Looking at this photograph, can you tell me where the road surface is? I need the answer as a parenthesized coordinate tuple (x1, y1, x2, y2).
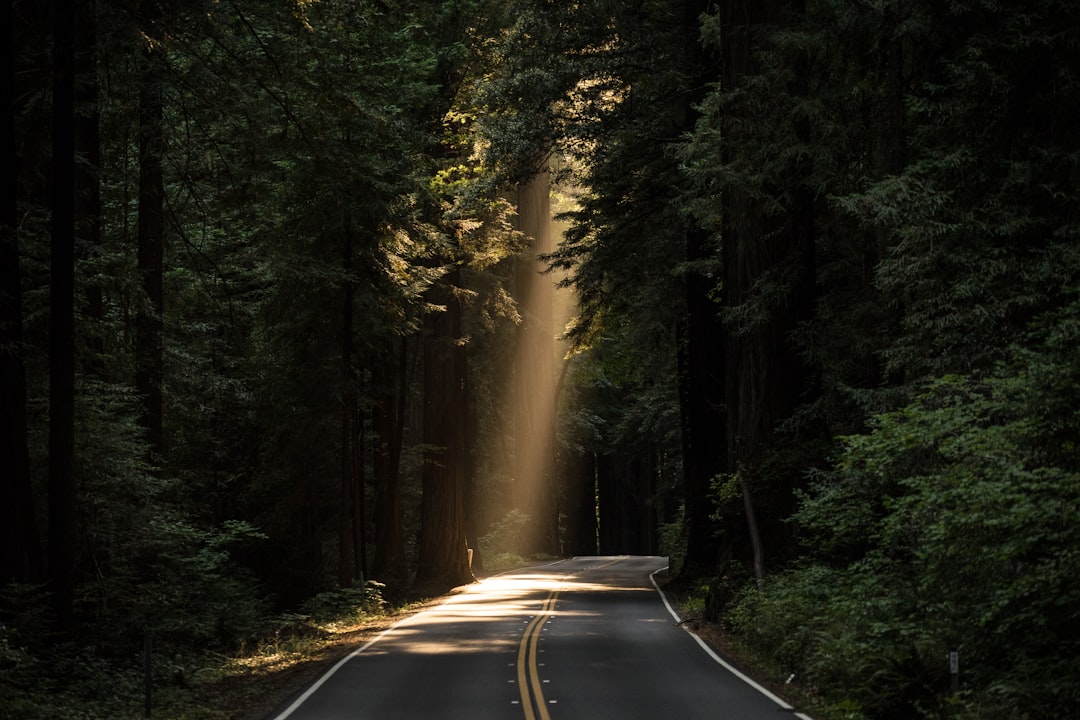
(270, 556, 811, 720)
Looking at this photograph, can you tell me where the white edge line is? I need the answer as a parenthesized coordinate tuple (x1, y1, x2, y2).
(272, 560, 570, 719)
(649, 567, 814, 720)
(270, 611, 420, 720)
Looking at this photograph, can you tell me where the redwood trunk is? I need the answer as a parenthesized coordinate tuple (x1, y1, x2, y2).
(718, 0, 816, 578)
(371, 340, 406, 581)
(676, 0, 726, 578)
(677, 224, 726, 577)
(75, 0, 102, 359)
(339, 227, 361, 586)
(136, 0, 164, 458)
(0, 0, 42, 586)
(49, 0, 77, 630)
(414, 271, 473, 594)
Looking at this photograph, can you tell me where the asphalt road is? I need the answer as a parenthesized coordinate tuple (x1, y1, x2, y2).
(269, 556, 812, 720)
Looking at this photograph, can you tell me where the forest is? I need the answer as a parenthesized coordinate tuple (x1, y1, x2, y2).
(2, 0, 1078, 718)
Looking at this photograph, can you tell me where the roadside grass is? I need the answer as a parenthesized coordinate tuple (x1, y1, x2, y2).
(147, 557, 556, 719)
(479, 552, 530, 574)
(175, 600, 429, 720)
(172, 558, 548, 720)
(7, 572, 502, 720)
(0, 590, 436, 720)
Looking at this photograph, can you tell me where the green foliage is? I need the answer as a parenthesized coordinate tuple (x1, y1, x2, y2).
(9, 0, 1080, 715)
(127, 519, 271, 648)
(836, 0, 1080, 383)
(727, 564, 951, 720)
(701, 0, 1080, 715)
(656, 503, 688, 576)
(480, 509, 531, 557)
(298, 581, 388, 625)
(0, 630, 146, 720)
(481, 553, 530, 574)
(749, 328, 1080, 718)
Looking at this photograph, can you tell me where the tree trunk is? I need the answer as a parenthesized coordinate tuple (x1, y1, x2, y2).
(355, 410, 366, 583)
(561, 449, 597, 557)
(75, 0, 103, 364)
(371, 339, 406, 581)
(596, 454, 617, 555)
(676, 0, 725, 579)
(718, 0, 771, 578)
(414, 271, 473, 594)
(718, 0, 817, 576)
(338, 226, 360, 587)
(49, 0, 77, 631)
(463, 342, 483, 571)
(677, 225, 726, 577)
(338, 399, 355, 587)
(738, 473, 766, 586)
(136, 0, 164, 458)
(0, 0, 42, 586)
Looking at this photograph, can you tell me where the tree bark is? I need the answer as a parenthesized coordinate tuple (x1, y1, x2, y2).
(414, 271, 473, 594)
(75, 0, 103, 367)
(339, 227, 358, 586)
(718, 0, 771, 579)
(677, 225, 726, 577)
(49, 0, 77, 631)
(738, 473, 766, 586)
(717, 0, 817, 577)
(371, 339, 406, 581)
(355, 409, 366, 583)
(561, 449, 597, 557)
(136, 0, 164, 458)
(596, 454, 617, 555)
(0, 0, 42, 586)
(676, 0, 725, 578)
(463, 341, 483, 570)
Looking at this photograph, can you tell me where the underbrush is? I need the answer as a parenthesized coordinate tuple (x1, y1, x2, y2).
(480, 552, 530, 574)
(666, 580, 826, 719)
(0, 581, 395, 720)
(705, 563, 1079, 720)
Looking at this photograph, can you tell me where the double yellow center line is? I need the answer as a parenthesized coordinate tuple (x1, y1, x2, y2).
(517, 588, 560, 720)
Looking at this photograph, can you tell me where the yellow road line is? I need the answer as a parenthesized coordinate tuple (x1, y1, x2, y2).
(516, 558, 627, 717)
(517, 590, 559, 720)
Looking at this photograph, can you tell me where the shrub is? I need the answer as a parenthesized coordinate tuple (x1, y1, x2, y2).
(299, 581, 388, 625)
(480, 509, 531, 557)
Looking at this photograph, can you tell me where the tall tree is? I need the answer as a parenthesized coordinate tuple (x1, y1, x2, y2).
(48, 0, 77, 630)
(677, 0, 823, 583)
(715, 0, 790, 583)
(673, 0, 725, 578)
(338, 221, 364, 586)
(412, 0, 528, 591)
(136, 0, 165, 458)
(370, 339, 407, 581)
(0, 0, 42, 586)
(415, 269, 474, 592)
(75, 0, 103, 362)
